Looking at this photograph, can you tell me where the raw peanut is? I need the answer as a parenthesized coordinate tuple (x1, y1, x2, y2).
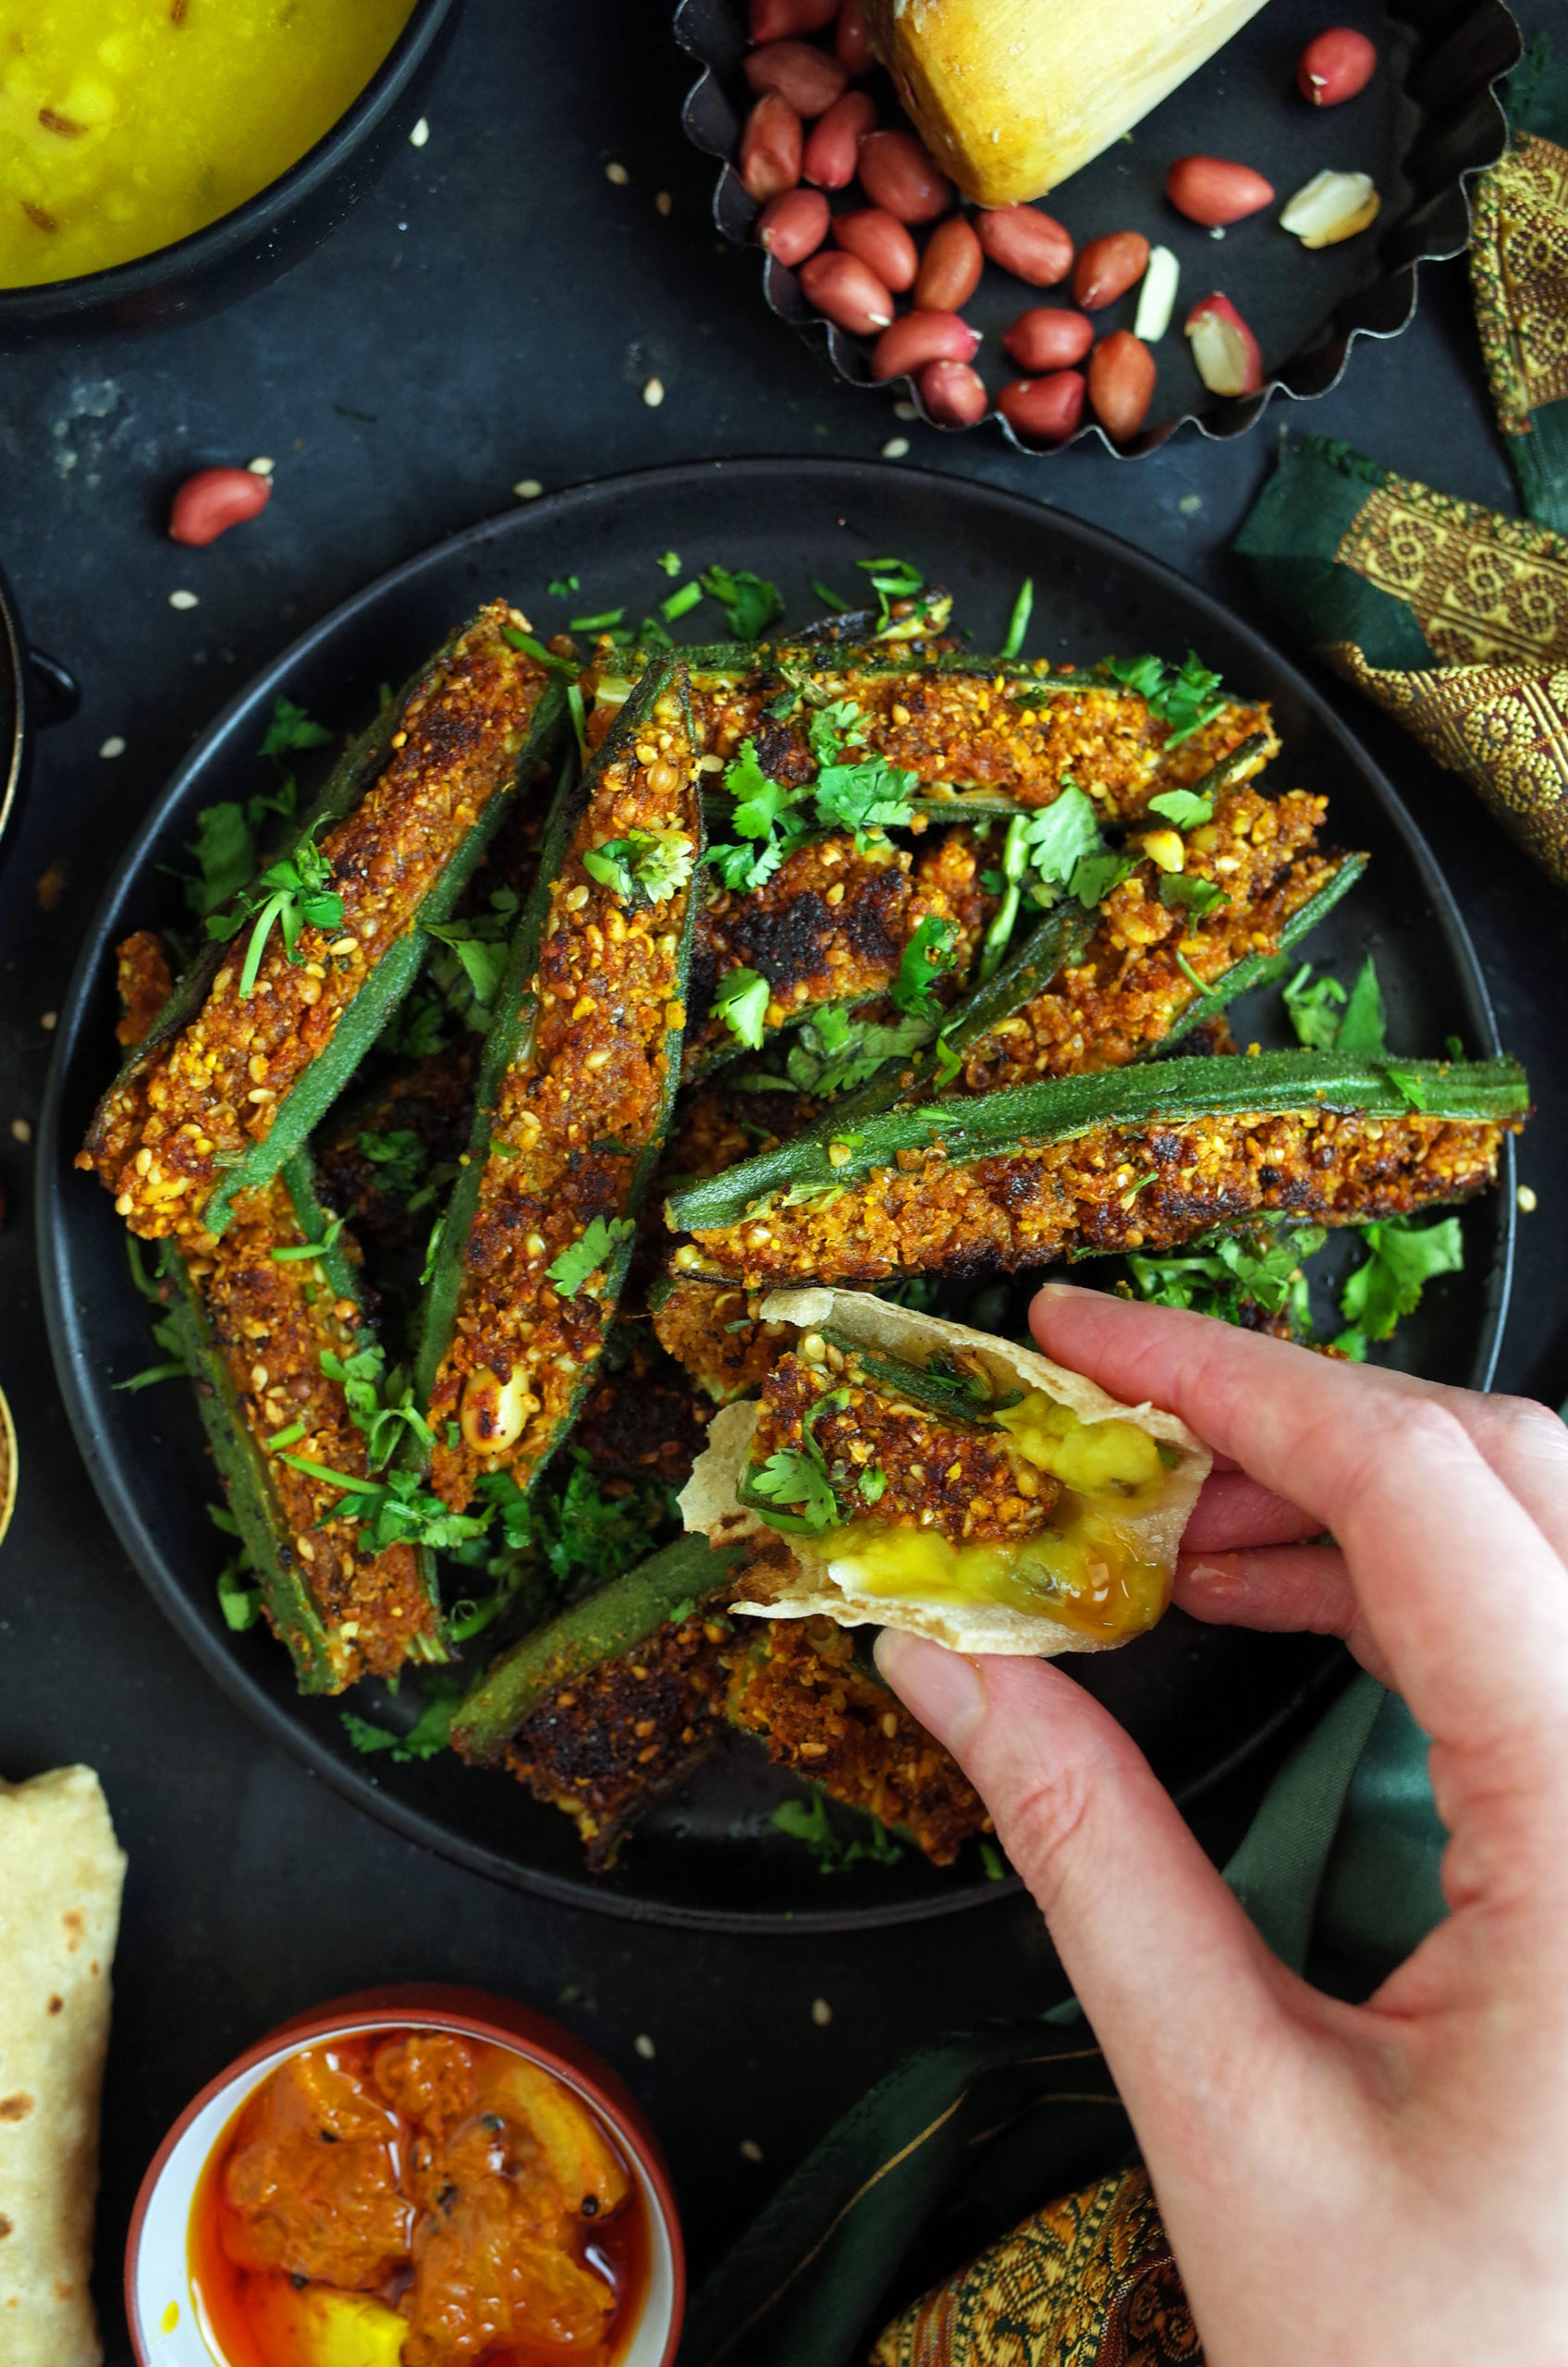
(741, 92, 803, 202)
(871, 310, 979, 380)
(856, 129, 952, 225)
(799, 250, 896, 334)
(1165, 154, 1274, 227)
(913, 214, 982, 311)
(1185, 293, 1263, 396)
(168, 466, 272, 546)
(831, 206, 917, 292)
(749, 0, 839, 37)
(744, 40, 848, 116)
(1073, 230, 1149, 312)
(1280, 168, 1380, 246)
(803, 89, 876, 188)
(1002, 306, 1094, 372)
(756, 186, 830, 265)
(1298, 27, 1377, 105)
(998, 371, 1085, 443)
(836, 0, 873, 74)
(975, 206, 1073, 288)
(1087, 329, 1157, 438)
(918, 359, 987, 426)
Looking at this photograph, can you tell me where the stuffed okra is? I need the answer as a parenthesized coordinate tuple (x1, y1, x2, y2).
(665, 1052, 1528, 1289)
(164, 1155, 444, 1692)
(81, 603, 566, 1241)
(421, 660, 703, 1511)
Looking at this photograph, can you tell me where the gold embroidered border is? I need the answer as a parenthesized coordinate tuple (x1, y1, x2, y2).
(1470, 131, 1568, 437)
(1332, 477, 1568, 668)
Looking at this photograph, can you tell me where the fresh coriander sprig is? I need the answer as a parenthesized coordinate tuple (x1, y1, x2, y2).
(205, 822, 345, 997)
(545, 1214, 637, 1300)
(892, 914, 960, 1020)
(583, 828, 695, 905)
(1104, 651, 1228, 745)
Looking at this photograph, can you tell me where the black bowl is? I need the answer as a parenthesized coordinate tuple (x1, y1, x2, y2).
(0, 0, 466, 350)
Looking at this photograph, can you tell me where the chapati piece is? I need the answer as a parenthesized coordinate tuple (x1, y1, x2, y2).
(0, 1766, 127, 2367)
(680, 1286, 1210, 1657)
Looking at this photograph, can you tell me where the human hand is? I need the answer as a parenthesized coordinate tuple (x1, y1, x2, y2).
(875, 1286, 1568, 2366)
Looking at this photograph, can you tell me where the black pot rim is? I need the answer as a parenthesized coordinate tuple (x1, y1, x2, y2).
(36, 455, 1514, 1929)
(0, 0, 459, 331)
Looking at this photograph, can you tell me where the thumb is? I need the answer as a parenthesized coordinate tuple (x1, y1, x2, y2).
(875, 1631, 1300, 2157)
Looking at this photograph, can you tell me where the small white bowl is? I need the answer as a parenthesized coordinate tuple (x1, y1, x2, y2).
(126, 1982, 684, 2367)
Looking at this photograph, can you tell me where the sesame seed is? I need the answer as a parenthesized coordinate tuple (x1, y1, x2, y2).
(41, 1012, 55, 1031)
(168, 589, 199, 610)
(10, 1118, 31, 1144)
(892, 399, 918, 421)
(740, 2139, 764, 2162)
(655, 190, 672, 215)
(634, 2033, 655, 2060)
(811, 1997, 833, 2027)
(513, 478, 544, 500)
(643, 377, 666, 408)
(606, 160, 630, 185)
(248, 457, 275, 476)
(1517, 1184, 1537, 1213)
(410, 117, 430, 147)
(99, 734, 126, 759)
(881, 436, 911, 460)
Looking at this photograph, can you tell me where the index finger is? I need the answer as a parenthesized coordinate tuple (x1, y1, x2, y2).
(1030, 1287, 1568, 1760)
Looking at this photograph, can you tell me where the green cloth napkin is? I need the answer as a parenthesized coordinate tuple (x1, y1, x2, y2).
(680, 1671, 1444, 2367)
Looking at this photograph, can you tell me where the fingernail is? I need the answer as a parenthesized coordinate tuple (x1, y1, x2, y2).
(873, 1630, 985, 1752)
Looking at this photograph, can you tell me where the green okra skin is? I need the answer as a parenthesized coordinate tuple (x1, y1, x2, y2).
(451, 1534, 744, 1762)
(162, 1151, 449, 1694)
(1161, 852, 1369, 1049)
(666, 1051, 1531, 1235)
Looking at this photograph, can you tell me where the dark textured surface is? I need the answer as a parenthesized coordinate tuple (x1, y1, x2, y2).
(0, 0, 1562, 2355)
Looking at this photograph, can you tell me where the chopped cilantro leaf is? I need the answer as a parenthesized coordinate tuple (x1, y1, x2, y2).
(657, 550, 682, 577)
(713, 966, 772, 1050)
(340, 1682, 459, 1763)
(892, 914, 959, 1019)
(859, 1467, 888, 1504)
(1068, 849, 1134, 909)
(1023, 789, 1103, 889)
(547, 573, 581, 595)
(814, 754, 917, 844)
(699, 564, 783, 640)
(205, 822, 344, 997)
(1158, 874, 1229, 917)
(546, 1215, 637, 1300)
(772, 1784, 902, 1871)
(179, 803, 258, 918)
(1283, 957, 1387, 1056)
(807, 698, 867, 767)
(583, 828, 695, 905)
(1336, 957, 1389, 1057)
(1127, 1224, 1327, 1337)
(1336, 1214, 1464, 1356)
(356, 1129, 428, 1196)
(423, 917, 510, 1010)
(216, 1561, 263, 1631)
(749, 1446, 839, 1529)
(1385, 1063, 1427, 1111)
(1147, 789, 1213, 829)
(1105, 651, 1227, 744)
(260, 696, 333, 759)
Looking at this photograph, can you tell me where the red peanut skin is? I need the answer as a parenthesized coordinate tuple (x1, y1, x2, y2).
(913, 214, 983, 311)
(998, 372, 1085, 442)
(168, 467, 272, 546)
(871, 311, 979, 379)
(919, 359, 987, 426)
(798, 249, 896, 333)
(802, 89, 876, 188)
(1073, 230, 1150, 311)
(835, 0, 874, 74)
(756, 187, 830, 265)
(1165, 154, 1274, 227)
(1087, 330, 1157, 439)
(1186, 293, 1264, 394)
(749, 0, 839, 37)
(1001, 307, 1094, 372)
(744, 40, 848, 116)
(856, 129, 952, 224)
(975, 206, 1073, 288)
(741, 92, 803, 202)
(831, 206, 917, 292)
(1298, 26, 1377, 104)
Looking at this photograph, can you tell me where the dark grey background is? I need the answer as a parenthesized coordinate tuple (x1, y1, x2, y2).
(0, 2, 1562, 2356)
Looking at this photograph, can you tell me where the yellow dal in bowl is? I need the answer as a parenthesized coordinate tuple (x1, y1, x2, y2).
(0, 0, 416, 288)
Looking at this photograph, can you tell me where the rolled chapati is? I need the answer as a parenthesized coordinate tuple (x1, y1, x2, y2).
(680, 1286, 1209, 1656)
(0, 1766, 127, 2367)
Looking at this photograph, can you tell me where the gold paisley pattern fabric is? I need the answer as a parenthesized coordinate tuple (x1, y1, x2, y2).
(1332, 478, 1568, 668)
(1323, 641, 1568, 882)
(869, 2170, 1203, 2367)
(1470, 132, 1568, 438)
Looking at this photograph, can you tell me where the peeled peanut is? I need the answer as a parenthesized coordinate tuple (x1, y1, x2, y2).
(871, 310, 979, 380)
(1298, 26, 1377, 104)
(998, 372, 1085, 443)
(913, 214, 983, 311)
(975, 206, 1073, 288)
(836, 0, 873, 74)
(1165, 154, 1274, 227)
(744, 39, 848, 116)
(831, 206, 917, 292)
(803, 89, 876, 188)
(749, 0, 838, 36)
(741, 92, 802, 202)
(799, 249, 896, 334)
(756, 187, 830, 265)
(856, 129, 952, 224)
(1001, 306, 1094, 372)
(1073, 230, 1150, 312)
(1087, 329, 1157, 439)
(918, 359, 987, 426)
(168, 466, 272, 546)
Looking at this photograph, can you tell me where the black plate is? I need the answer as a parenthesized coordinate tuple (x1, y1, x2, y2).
(37, 458, 1513, 1928)
(677, 0, 1519, 455)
